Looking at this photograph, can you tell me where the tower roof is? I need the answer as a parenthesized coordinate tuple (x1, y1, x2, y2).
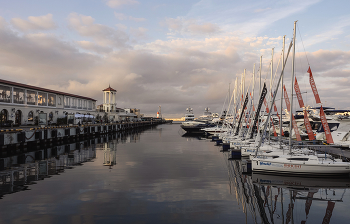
(103, 85, 117, 92)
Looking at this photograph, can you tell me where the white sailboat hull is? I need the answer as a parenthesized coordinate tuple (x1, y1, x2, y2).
(252, 157, 350, 176)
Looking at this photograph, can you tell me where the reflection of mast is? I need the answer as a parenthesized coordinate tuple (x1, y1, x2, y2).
(226, 156, 259, 223)
(253, 184, 270, 224)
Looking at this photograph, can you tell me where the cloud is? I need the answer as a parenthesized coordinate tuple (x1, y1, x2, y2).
(68, 13, 129, 48)
(187, 21, 220, 34)
(114, 12, 146, 22)
(163, 18, 220, 35)
(130, 27, 148, 38)
(11, 14, 56, 32)
(114, 12, 128, 20)
(115, 23, 127, 30)
(106, 0, 139, 8)
(76, 40, 112, 54)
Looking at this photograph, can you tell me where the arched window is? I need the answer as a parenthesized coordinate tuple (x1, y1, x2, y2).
(0, 109, 8, 124)
(28, 111, 34, 122)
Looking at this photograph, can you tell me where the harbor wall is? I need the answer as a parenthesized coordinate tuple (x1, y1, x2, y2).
(0, 120, 165, 151)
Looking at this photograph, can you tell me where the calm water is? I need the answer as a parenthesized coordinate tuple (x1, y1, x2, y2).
(1, 124, 350, 224)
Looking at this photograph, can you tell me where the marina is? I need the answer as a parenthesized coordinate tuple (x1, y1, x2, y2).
(1, 124, 350, 223)
(1, 1, 350, 223)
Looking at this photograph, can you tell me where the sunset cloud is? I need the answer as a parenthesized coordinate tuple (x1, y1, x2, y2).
(11, 14, 56, 31)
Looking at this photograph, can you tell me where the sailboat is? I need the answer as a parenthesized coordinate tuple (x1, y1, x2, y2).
(251, 21, 350, 176)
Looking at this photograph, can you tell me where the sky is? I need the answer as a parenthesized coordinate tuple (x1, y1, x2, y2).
(0, 0, 350, 118)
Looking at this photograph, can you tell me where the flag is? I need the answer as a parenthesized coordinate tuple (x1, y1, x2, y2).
(308, 66, 321, 104)
(304, 110, 315, 140)
(320, 106, 334, 144)
(235, 92, 249, 135)
(294, 77, 304, 108)
(250, 83, 267, 139)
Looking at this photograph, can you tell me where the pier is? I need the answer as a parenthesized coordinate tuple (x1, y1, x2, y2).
(0, 120, 165, 155)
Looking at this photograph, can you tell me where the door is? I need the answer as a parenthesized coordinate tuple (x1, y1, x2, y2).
(15, 110, 22, 125)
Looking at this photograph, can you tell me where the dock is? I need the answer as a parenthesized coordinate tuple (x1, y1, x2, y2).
(0, 120, 165, 154)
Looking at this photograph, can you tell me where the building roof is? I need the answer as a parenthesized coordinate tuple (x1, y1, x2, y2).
(103, 85, 117, 92)
(0, 79, 96, 101)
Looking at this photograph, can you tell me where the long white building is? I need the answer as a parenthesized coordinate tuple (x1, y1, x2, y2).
(0, 79, 97, 126)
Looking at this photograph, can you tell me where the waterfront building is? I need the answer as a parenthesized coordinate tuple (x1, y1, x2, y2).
(0, 79, 97, 127)
(96, 86, 142, 122)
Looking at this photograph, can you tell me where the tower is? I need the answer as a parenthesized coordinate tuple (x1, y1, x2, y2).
(102, 85, 117, 112)
(157, 105, 161, 118)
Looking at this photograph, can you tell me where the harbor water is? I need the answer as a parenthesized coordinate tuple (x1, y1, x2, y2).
(1, 124, 350, 223)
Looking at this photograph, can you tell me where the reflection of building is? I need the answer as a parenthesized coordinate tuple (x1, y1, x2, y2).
(0, 144, 96, 198)
(103, 142, 117, 167)
(0, 79, 97, 126)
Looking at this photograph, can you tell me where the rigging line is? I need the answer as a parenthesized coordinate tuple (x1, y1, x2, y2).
(297, 23, 310, 66)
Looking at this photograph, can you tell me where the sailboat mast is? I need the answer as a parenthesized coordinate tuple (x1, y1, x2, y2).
(260, 56, 262, 93)
(252, 63, 255, 110)
(269, 48, 274, 144)
(289, 21, 297, 153)
(243, 69, 246, 97)
(280, 35, 286, 149)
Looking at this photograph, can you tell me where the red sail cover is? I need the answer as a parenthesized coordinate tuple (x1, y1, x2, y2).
(283, 85, 302, 141)
(308, 66, 321, 104)
(320, 106, 334, 144)
(294, 77, 304, 108)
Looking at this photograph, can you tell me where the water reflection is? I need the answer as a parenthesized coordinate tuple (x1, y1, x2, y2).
(0, 144, 96, 199)
(102, 142, 117, 167)
(224, 154, 350, 224)
(0, 128, 148, 199)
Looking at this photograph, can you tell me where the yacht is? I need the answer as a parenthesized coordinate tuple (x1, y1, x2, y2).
(180, 107, 215, 133)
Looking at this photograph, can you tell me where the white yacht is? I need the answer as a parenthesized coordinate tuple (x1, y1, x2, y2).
(181, 107, 216, 133)
(183, 107, 195, 122)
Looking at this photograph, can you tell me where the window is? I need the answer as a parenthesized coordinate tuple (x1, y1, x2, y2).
(13, 88, 24, 104)
(58, 97, 62, 105)
(88, 101, 92, 110)
(287, 158, 309, 161)
(0, 109, 8, 123)
(0, 85, 11, 103)
(28, 111, 34, 121)
(83, 100, 87, 109)
(71, 98, 76, 108)
(27, 90, 36, 105)
(78, 99, 82, 109)
(64, 96, 70, 108)
(48, 94, 56, 107)
(38, 92, 47, 106)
